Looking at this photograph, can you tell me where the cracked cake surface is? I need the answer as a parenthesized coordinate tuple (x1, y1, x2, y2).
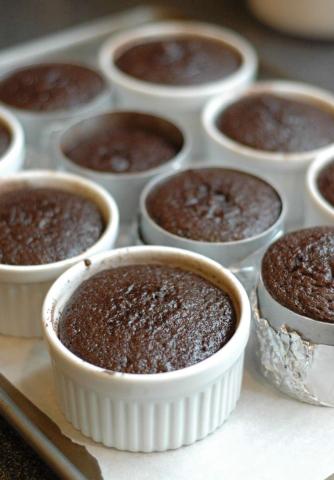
(262, 227, 334, 323)
(0, 63, 105, 112)
(146, 168, 281, 242)
(115, 35, 241, 86)
(64, 124, 178, 173)
(218, 93, 334, 153)
(0, 187, 104, 266)
(58, 264, 237, 374)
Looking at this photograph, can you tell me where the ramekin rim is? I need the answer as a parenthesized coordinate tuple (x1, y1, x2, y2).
(0, 105, 25, 167)
(258, 269, 334, 333)
(202, 79, 334, 164)
(99, 20, 258, 100)
(139, 163, 287, 248)
(0, 61, 111, 119)
(55, 109, 192, 179)
(0, 169, 119, 275)
(306, 148, 334, 218)
(42, 245, 251, 384)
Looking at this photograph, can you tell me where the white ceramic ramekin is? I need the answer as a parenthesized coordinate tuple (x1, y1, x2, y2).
(203, 81, 334, 227)
(248, 0, 334, 39)
(99, 21, 257, 155)
(42, 245, 251, 452)
(55, 110, 191, 224)
(0, 63, 112, 169)
(139, 165, 286, 267)
(0, 170, 119, 338)
(305, 148, 334, 227)
(0, 105, 25, 176)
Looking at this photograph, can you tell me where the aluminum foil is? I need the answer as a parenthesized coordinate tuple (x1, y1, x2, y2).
(251, 290, 334, 407)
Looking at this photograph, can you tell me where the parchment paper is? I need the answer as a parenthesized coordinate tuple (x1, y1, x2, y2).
(1, 330, 334, 480)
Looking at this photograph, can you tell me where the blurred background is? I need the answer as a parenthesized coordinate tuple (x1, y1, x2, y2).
(1, 0, 334, 91)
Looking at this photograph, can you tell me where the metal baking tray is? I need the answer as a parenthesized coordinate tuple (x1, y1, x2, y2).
(0, 5, 334, 480)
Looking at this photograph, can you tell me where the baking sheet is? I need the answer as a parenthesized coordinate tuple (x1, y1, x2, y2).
(0, 5, 334, 480)
(0, 5, 180, 71)
(1, 333, 334, 480)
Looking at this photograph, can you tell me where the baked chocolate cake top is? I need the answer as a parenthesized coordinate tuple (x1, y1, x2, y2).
(262, 227, 334, 323)
(217, 93, 334, 153)
(115, 35, 241, 86)
(317, 160, 334, 208)
(0, 121, 10, 157)
(58, 264, 237, 374)
(0, 63, 105, 112)
(146, 168, 281, 242)
(63, 125, 179, 173)
(0, 187, 104, 266)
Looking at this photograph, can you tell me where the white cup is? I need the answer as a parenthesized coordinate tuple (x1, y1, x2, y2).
(99, 21, 257, 155)
(0, 63, 112, 169)
(249, 0, 334, 39)
(305, 148, 334, 226)
(55, 110, 191, 224)
(203, 80, 334, 227)
(139, 165, 286, 267)
(0, 105, 24, 176)
(42, 245, 251, 451)
(0, 170, 119, 337)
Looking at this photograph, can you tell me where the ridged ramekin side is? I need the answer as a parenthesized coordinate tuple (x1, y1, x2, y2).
(0, 281, 52, 337)
(52, 353, 244, 452)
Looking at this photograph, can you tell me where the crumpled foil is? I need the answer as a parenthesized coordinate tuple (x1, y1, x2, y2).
(251, 290, 334, 407)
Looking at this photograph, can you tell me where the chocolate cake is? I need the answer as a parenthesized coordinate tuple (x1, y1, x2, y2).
(58, 264, 237, 374)
(262, 227, 334, 323)
(0, 63, 105, 112)
(64, 124, 179, 173)
(146, 168, 281, 242)
(217, 93, 334, 153)
(317, 160, 334, 207)
(115, 35, 241, 86)
(0, 187, 104, 265)
(0, 121, 10, 157)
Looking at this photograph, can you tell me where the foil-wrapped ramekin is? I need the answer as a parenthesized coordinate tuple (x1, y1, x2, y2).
(0, 170, 119, 337)
(42, 246, 251, 451)
(254, 273, 334, 406)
